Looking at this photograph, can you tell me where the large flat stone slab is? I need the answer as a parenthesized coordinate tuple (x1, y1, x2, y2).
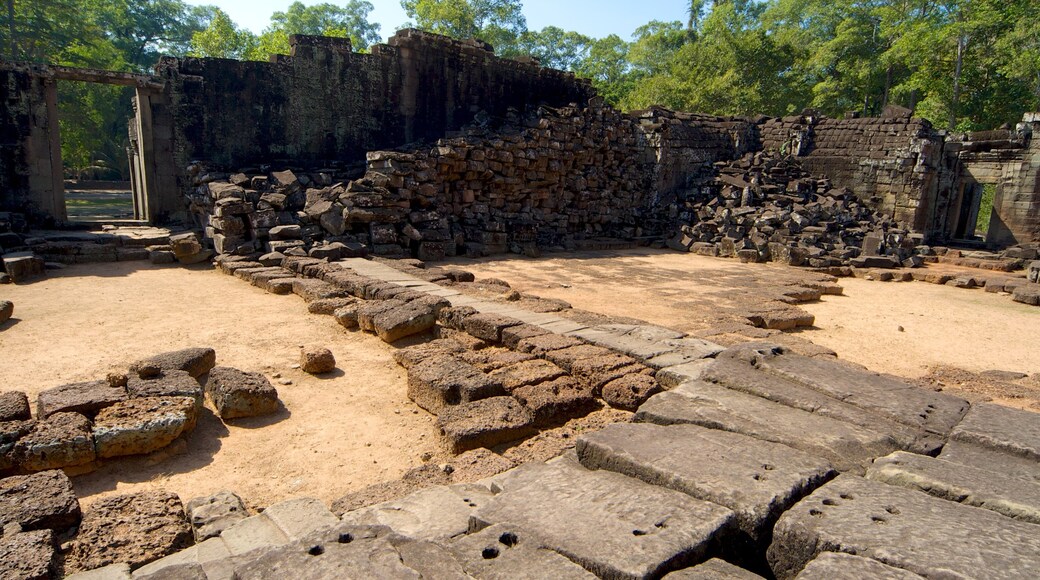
(702, 357, 932, 453)
(341, 483, 494, 541)
(473, 457, 736, 579)
(445, 523, 595, 579)
(577, 423, 835, 544)
(665, 558, 765, 579)
(949, 402, 1040, 461)
(635, 381, 902, 472)
(794, 552, 924, 579)
(767, 474, 1040, 579)
(938, 440, 1040, 484)
(865, 450, 1040, 524)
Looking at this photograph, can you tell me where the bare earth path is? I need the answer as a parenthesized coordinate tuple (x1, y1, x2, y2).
(0, 262, 439, 508)
(443, 248, 1040, 378)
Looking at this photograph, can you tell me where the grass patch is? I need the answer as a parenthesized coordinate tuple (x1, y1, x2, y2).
(975, 184, 996, 236)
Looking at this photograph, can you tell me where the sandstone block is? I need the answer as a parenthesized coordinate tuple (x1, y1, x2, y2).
(341, 483, 494, 541)
(544, 344, 616, 372)
(794, 552, 923, 579)
(938, 440, 1040, 484)
(291, 278, 349, 302)
(333, 304, 359, 329)
(514, 332, 584, 354)
(306, 296, 355, 315)
(665, 559, 765, 579)
(446, 523, 595, 579)
(205, 367, 280, 419)
(36, 380, 127, 419)
(392, 339, 467, 369)
(186, 490, 248, 541)
(436, 396, 535, 453)
(357, 298, 406, 332)
(501, 323, 551, 348)
(92, 397, 197, 459)
(0, 470, 80, 532)
(948, 402, 1040, 461)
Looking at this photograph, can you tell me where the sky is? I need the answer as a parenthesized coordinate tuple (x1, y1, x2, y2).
(185, 0, 692, 42)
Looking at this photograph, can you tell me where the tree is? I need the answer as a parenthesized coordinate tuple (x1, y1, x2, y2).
(246, 1, 381, 60)
(516, 26, 590, 71)
(400, 0, 527, 53)
(188, 8, 258, 60)
(573, 35, 634, 107)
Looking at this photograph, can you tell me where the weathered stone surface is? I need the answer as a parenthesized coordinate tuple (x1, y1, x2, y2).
(938, 440, 1040, 484)
(656, 360, 713, 389)
(463, 313, 524, 343)
(665, 558, 765, 579)
(701, 355, 930, 453)
(578, 423, 835, 544)
(501, 323, 551, 349)
(15, 412, 96, 472)
(601, 374, 662, 411)
(474, 458, 735, 579)
(635, 381, 901, 473)
(357, 298, 407, 332)
(186, 490, 248, 541)
(0, 419, 33, 473)
(544, 344, 616, 372)
(512, 377, 597, 426)
(794, 552, 924, 579)
(92, 397, 196, 459)
(307, 296, 356, 315)
(865, 450, 1040, 524)
(126, 371, 203, 405)
(458, 348, 536, 372)
(0, 470, 80, 532)
(393, 339, 467, 369)
(948, 402, 1040, 461)
(373, 302, 437, 343)
(130, 348, 216, 379)
(515, 333, 583, 354)
(436, 397, 535, 453)
(65, 491, 193, 573)
(0, 390, 30, 421)
(341, 483, 494, 540)
(36, 380, 127, 419)
(333, 304, 359, 329)
(291, 278, 349, 302)
(407, 355, 503, 414)
(64, 562, 133, 580)
(767, 474, 1040, 579)
(205, 367, 279, 419)
(446, 523, 596, 579)
(129, 536, 230, 580)
(300, 347, 336, 374)
(0, 529, 55, 580)
(489, 359, 567, 392)
(0, 300, 13, 324)
(437, 305, 478, 330)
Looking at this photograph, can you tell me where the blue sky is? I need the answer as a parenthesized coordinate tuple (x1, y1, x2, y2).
(186, 0, 692, 42)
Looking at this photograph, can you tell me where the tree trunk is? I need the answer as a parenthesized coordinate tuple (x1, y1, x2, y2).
(949, 33, 965, 131)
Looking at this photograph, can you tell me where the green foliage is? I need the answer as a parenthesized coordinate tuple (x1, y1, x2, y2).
(401, 0, 526, 53)
(976, 183, 996, 236)
(189, 8, 258, 60)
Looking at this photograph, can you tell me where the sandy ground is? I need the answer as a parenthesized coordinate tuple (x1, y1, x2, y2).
(444, 249, 1040, 379)
(0, 262, 440, 508)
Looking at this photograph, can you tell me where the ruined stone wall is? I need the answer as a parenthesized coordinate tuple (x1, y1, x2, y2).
(759, 115, 943, 234)
(0, 64, 63, 223)
(157, 30, 594, 173)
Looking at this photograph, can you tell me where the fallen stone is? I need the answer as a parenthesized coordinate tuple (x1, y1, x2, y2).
(0, 470, 80, 532)
(635, 381, 901, 473)
(36, 380, 127, 419)
(463, 313, 524, 343)
(474, 458, 735, 579)
(2, 253, 45, 282)
(64, 491, 193, 574)
(0, 300, 12, 323)
(407, 355, 503, 414)
(865, 450, 1040, 525)
(578, 423, 835, 547)
(1011, 284, 1040, 305)
(512, 377, 597, 426)
(0, 529, 55, 580)
(446, 523, 596, 579)
(766, 474, 1040, 579)
(186, 490, 249, 541)
(601, 373, 662, 411)
(488, 359, 567, 392)
(300, 347, 336, 374)
(665, 558, 765, 579)
(978, 369, 1029, 381)
(436, 396, 535, 453)
(373, 302, 438, 343)
(205, 367, 280, 419)
(0, 391, 30, 421)
(127, 370, 203, 406)
(949, 402, 1040, 461)
(92, 397, 197, 459)
(130, 348, 216, 379)
(341, 483, 494, 540)
(793, 552, 924, 579)
(15, 412, 96, 472)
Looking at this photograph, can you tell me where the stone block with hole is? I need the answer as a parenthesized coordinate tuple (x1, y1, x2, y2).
(766, 474, 1040, 579)
(577, 423, 835, 550)
(406, 354, 504, 414)
(36, 380, 127, 419)
(92, 397, 197, 459)
(446, 523, 595, 579)
(340, 483, 494, 541)
(205, 367, 279, 419)
(436, 396, 536, 453)
(865, 450, 1040, 524)
(635, 381, 903, 473)
(473, 457, 735, 579)
(0, 470, 81, 533)
(463, 313, 524, 343)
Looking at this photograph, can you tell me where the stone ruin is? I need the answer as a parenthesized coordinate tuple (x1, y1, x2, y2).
(1, 29, 1040, 580)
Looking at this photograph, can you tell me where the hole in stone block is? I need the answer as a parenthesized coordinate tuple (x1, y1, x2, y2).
(885, 506, 901, 515)
(839, 493, 854, 500)
(499, 532, 518, 547)
(809, 509, 824, 518)
(632, 529, 648, 536)
(482, 547, 500, 559)
(338, 533, 354, 544)
(762, 464, 775, 471)
(308, 545, 325, 556)
(822, 499, 837, 506)
(872, 516, 887, 524)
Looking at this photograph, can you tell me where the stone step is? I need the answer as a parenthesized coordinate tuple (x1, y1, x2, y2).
(948, 402, 1040, 461)
(635, 381, 903, 473)
(767, 474, 1040, 579)
(445, 523, 595, 579)
(865, 450, 1040, 524)
(340, 483, 495, 541)
(472, 456, 736, 579)
(793, 552, 924, 579)
(576, 423, 835, 548)
(938, 440, 1040, 484)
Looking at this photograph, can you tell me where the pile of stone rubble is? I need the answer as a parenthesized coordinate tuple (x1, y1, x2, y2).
(669, 152, 918, 269)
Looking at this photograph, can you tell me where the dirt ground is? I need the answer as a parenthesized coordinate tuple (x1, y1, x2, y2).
(0, 261, 441, 509)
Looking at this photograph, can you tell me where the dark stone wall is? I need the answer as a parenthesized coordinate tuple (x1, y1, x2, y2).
(0, 65, 59, 221)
